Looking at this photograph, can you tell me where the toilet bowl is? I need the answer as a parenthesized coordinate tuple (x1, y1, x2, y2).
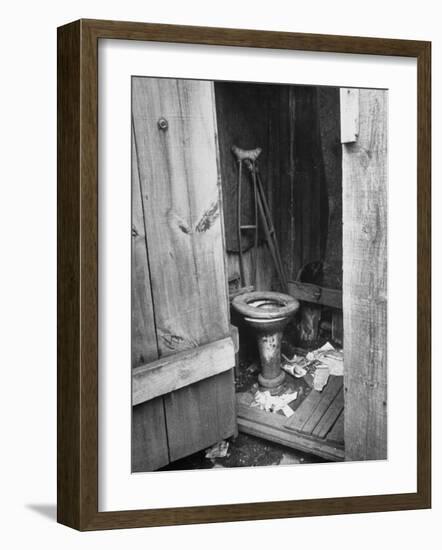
(232, 291, 300, 395)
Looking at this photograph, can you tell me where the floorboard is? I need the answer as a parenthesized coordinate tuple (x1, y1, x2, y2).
(236, 393, 344, 462)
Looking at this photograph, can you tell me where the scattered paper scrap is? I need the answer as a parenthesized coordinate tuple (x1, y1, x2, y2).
(306, 341, 335, 361)
(318, 351, 344, 376)
(281, 342, 344, 391)
(281, 405, 295, 418)
(250, 389, 298, 414)
(313, 366, 330, 391)
(307, 342, 344, 378)
(281, 353, 308, 378)
(281, 362, 307, 378)
(205, 440, 229, 459)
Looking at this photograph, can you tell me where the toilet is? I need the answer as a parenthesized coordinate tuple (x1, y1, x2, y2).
(232, 291, 300, 395)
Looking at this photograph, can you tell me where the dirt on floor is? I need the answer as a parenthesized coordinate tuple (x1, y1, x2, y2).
(159, 432, 327, 472)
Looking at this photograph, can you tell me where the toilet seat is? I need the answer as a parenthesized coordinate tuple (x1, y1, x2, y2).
(232, 291, 299, 320)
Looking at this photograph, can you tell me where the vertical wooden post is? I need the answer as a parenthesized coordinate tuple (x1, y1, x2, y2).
(342, 89, 388, 461)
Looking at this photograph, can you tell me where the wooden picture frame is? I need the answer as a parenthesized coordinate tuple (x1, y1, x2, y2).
(57, 19, 431, 530)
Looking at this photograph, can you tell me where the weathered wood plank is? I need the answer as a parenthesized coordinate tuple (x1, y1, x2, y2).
(132, 398, 170, 472)
(131, 121, 169, 472)
(284, 389, 323, 432)
(313, 387, 344, 439)
(326, 410, 344, 444)
(300, 376, 343, 435)
(132, 77, 230, 357)
(273, 85, 297, 282)
(342, 89, 388, 461)
(288, 280, 342, 309)
(165, 370, 237, 462)
(318, 86, 343, 290)
(132, 337, 235, 405)
(132, 77, 236, 468)
(237, 396, 344, 462)
(131, 124, 158, 368)
(332, 310, 344, 345)
(226, 244, 275, 292)
(340, 88, 359, 143)
(293, 87, 327, 271)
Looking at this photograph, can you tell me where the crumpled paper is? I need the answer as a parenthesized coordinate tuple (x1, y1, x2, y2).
(250, 389, 298, 417)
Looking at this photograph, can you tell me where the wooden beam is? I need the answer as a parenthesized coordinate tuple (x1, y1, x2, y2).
(342, 89, 388, 461)
(132, 337, 235, 405)
(288, 280, 342, 309)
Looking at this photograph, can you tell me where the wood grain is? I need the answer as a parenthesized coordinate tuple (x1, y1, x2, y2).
(132, 77, 230, 356)
(132, 337, 235, 404)
(288, 280, 342, 308)
(284, 389, 323, 432)
(318, 86, 343, 289)
(313, 387, 344, 439)
(340, 89, 360, 143)
(237, 394, 344, 461)
(326, 410, 344, 444)
(57, 20, 81, 528)
(131, 125, 158, 368)
(284, 376, 343, 435)
(301, 376, 343, 435)
(131, 76, 236, 472)
(131, 117, 169, 472)
(57, 19, 431, 530)
(132, 398, 170, 472)
(342, 89, 388, 461)
(165, 370, 237, 462)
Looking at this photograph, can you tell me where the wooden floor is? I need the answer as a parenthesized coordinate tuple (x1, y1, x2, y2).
(237, 375, 344, 462)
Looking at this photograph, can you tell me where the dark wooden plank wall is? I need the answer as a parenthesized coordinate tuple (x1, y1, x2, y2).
(215, 82, 290, 290)
(215, 83, 342, 293)
(288, 86, 325, 280)
(287, 86, 342, 286)
(317, 87, 343, 289)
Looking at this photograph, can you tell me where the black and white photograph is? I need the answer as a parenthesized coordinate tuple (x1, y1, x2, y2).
(0, 0, 436, 541)
(131, 77, 387, 472)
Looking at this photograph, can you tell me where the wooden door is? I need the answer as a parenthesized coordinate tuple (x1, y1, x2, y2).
(131, 77, 236, 471)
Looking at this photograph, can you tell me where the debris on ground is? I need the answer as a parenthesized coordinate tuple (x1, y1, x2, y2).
(250, 388, 298, 416)
(160, 432, 327, 471)
(205, 440, 229, 459)
(282, 342, 344, 392)
(281, 353, 309, 377)
(247, 362, 259, 375)
(306, 341, 344, 376)
(312, 365, 330, 391)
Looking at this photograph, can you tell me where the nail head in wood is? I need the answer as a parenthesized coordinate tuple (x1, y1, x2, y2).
(157, 117, 169, 130)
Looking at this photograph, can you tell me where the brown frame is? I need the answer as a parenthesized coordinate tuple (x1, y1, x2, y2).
(57, 18, 431, 531)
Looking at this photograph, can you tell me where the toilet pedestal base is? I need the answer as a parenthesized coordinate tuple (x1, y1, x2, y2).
(258, 371, 286, 395)
(247, 316, 288, 396)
